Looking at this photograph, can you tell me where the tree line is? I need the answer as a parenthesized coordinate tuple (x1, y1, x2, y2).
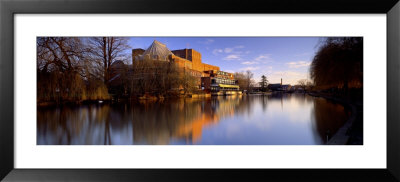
(310, 37, 363, 97)
(37, 37, 198, 103)
(239, 37, 363, 94)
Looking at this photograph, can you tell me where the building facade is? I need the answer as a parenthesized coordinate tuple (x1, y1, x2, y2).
(201, 70, 239, 92)
(131, 40, 240, 94)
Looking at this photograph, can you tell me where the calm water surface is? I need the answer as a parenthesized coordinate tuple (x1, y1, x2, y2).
(37, 94, 349, 145)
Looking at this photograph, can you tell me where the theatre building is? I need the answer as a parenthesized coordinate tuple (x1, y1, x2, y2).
(131, 40, 240, 95)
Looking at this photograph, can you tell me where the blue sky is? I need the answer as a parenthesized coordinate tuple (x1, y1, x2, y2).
(128, 37, 322, 85)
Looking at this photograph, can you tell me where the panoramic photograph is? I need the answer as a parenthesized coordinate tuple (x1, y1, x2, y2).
(36, 37, 363, 145)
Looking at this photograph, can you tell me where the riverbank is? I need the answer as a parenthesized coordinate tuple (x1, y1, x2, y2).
(308, 92, 363, 145)
(37, 93, 214, 107)
(38, 91, 246, 106)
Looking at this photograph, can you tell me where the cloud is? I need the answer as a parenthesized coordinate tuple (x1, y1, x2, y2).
(212, 49, 223, 55)
(198, 39, 214, 45)
(240, 66, 260, 71)
(255, 54, 272, 62)
(224, 48, 234, 53)
(225, 45, 245, 53)
(267, 71, 309, 85)
(286, 61, 311, 68)
(223, 54, 241, 61)
(241, 61, 259, 65)
(213, 45, 245, 56)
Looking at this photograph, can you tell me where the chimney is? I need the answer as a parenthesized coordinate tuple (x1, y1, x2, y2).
(281, 78, 282, 86)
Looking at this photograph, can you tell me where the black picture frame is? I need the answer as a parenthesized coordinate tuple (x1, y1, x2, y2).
(1, 0, 399, 181)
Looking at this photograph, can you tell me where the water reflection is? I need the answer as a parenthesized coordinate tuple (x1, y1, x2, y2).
(37, 94, 349, 145)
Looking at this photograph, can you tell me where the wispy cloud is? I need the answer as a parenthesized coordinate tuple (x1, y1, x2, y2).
(240, 66, 260, 71)
(213, 45, 245, 56)
(255, 54, 272, 62)
(223, 54, 241, 61)
(286, 61, 311, 68)
(267, 71, 309, 85)
(198, 39, 214, 45)
(224, 48, 234, 53)
(241, 61, 259, 65)
(212, 49, 223, 55)
(224, 46, 244, 54)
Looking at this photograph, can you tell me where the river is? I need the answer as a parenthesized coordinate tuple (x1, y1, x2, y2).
(37, 93, 349, 145)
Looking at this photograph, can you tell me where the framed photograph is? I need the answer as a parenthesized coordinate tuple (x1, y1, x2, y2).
(1, 0, 399, 181)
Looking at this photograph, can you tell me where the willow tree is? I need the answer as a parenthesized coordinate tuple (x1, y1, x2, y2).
(310, 37, 363, 91)
(37, 37, 87, 102)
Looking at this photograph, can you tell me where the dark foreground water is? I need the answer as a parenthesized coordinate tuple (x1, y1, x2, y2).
(37, 94, 349, 145)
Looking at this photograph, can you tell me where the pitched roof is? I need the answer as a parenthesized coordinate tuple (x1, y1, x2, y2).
(141, 40, 173, 61)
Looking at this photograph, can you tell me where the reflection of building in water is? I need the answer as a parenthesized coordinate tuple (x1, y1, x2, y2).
(174, 97, 240, 144)
(129, 40, 240, 94)
(37, 93, 352, 145)
(38, 95, 251, 145)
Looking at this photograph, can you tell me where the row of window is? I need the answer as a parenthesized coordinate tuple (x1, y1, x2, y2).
(211, 87, 239, 91)
(217, 71, 229, 76)
(212, 78, 236, 85)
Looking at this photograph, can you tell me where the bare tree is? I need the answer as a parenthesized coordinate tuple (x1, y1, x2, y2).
(297, 79, 308, 91)
(129, 57, 182, 97)
(37, 37, 87, 102)
(179, 70, 198, 95)
(87, 37, 130, 86)
(306, 81, 314, 91)
(245, 70, 255, 91)
(234, 70, 255, 92)
(234, 72, 247, 91)
(37, 37, 85, 73)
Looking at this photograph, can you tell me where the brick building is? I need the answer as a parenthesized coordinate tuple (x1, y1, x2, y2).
(131, 40, 239, 93)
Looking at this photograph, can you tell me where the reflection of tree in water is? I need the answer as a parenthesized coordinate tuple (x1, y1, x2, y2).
(311, 98, 349, 143)
(261, 96, 268, 111)
(37, 96, 259, 144)
(37, 94, 350, 145)
(37, 107, 71, 144)
(38, 105, 112, 144)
